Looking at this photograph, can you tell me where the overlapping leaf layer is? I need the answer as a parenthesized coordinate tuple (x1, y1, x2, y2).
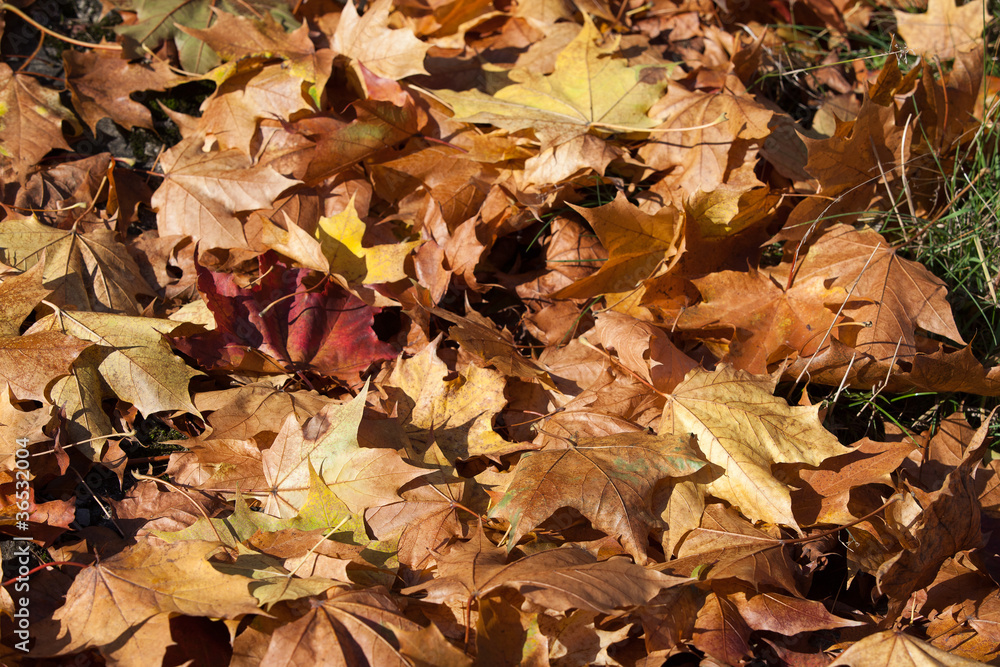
(1, 0, 999, 664)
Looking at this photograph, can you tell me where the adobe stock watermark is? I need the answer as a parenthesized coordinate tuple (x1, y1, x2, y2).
(11, 436, 33, 653)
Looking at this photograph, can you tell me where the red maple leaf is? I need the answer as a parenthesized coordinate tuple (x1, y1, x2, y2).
(175, 252, 395, 379)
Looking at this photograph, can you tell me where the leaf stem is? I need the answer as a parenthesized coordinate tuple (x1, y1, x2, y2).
(1, 561, 89, 587)
(132, 472, 230, 550)
(0, 3, 122, 52)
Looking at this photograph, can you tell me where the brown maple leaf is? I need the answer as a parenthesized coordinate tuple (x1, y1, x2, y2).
(895, 0, 992, 60)
(490, 431, 705, 561)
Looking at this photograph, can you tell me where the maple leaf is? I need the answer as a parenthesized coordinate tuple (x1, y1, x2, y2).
(153, 489, 263, 550)
(151, 137, 300, 250)
(435, 17, 673, 149)
(792, 437, 916, 525)
(677, 268, 847, 374)
(63, 51, 187, 132)
(264, 97, 420, 185)
(775, 224, 965, 364)
(114, 0, 297, 74)
(176, 252, 395, 378)
(876, 417, 990, 621)
(0, 332, 89, 404)
(259, 586, 419, 665)
(173, 436, 267, 496)
(490, 431, 705, 561)
(719, 580, 862, 634)
(663, 365, 851, 528)
(50, 539, 260, 652)
(691, 586, 753, 664)
(50, 347, 116, 459)
(0, 262, 49, 337)
(895, 0, 991, 60)
(0, 217, 155, 314)
(196, 61, 318, 154)
(179, 12, 334, 97)
(395, 623, 473, 667)
(27, 310, 203, 415)
(639, 75, 773, 200)
(405, 528, 685, 613)
(331, 0, 430, 80)
(365, 480, 467, 570)
(829, 629, 987, 666)
(314, 196, 422, 284)
(259, 385, 426, 518)
(0, 384, 55, 470)
(426, 305, 555, 387)
(552, 193, 682, 300)
(382, 335, 518, 463)
(8, 1, 1000, 661)
(656, 504, 803, 594)
(194, 383, 334, 440)
(0, 64, 76, 183)
(783, 98, 904, 233)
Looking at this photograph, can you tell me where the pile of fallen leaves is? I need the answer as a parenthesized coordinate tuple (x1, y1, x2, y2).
(1, 0, 1000, 663)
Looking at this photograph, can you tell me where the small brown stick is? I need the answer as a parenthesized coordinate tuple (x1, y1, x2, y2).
(0, 3, 122, 51)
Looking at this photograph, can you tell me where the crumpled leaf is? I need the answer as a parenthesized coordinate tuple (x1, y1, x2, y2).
(640, 76, 773, 198)
(196, 61, 318, 154)
(552, 193, 682, 300)
(179, 12, 333, 95)
(114, 0, 297, 74)
(63, 50, 187, 132)
(876, 416, 991, 620)
(490, 431, 705, 561)
(382, 335, 518, 463)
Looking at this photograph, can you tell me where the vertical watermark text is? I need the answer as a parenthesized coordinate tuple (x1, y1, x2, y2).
(12, 436, 32, 653)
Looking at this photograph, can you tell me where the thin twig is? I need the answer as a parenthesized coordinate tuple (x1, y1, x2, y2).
(0, 3, 122, 51)
(793, 242, 882, 386)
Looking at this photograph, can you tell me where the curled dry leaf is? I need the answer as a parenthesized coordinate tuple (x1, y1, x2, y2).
(490, 431, 705, 561)
(404, 528, 686, 613)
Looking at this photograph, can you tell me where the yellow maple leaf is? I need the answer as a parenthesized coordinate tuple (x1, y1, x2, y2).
(316, 196, 422, 284)
(662, 365, 851, 529)
(433, 16, 674, 149)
